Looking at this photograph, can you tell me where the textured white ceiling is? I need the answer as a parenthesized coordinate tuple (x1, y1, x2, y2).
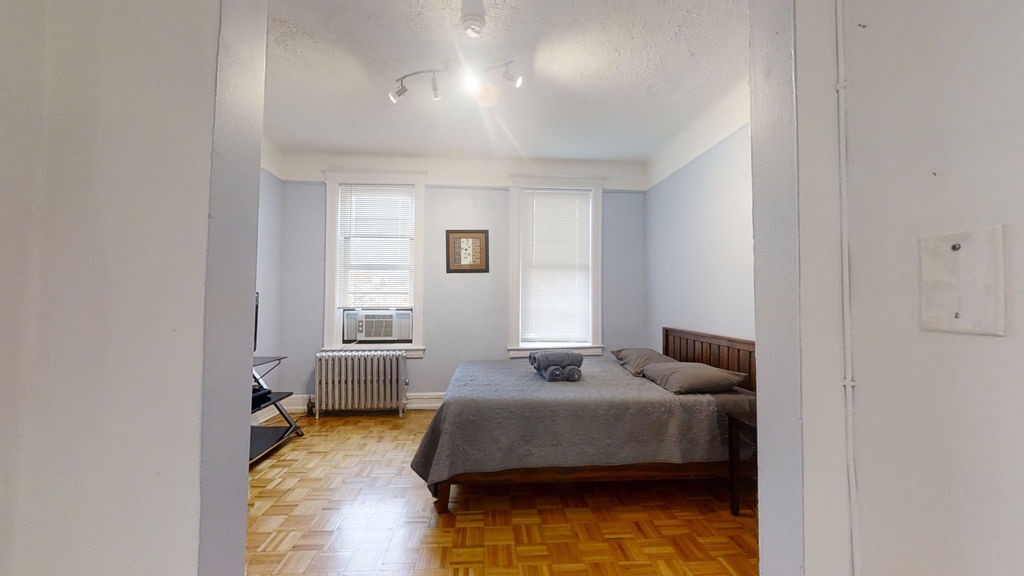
(265, 0, 748, 162)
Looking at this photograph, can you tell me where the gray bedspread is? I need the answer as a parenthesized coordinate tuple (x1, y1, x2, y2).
(410, 356, 755, 494)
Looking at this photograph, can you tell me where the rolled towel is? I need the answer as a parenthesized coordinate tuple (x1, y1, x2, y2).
(529, 349, 584, 371)
(544, 365, 565, 382)
(563, 365, 582, 382)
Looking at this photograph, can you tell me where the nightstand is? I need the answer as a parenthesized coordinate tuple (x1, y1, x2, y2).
(727, 411, 757, 516)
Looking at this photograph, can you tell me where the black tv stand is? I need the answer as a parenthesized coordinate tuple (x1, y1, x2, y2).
(250, 356, 303, 463)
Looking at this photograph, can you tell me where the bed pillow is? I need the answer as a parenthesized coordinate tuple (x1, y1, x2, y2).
(610, 347, 678, 376)
(642, 361, 748, 394)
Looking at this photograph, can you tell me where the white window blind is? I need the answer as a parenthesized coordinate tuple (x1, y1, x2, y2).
(335, 184, 415, 310)
(518, 187, 593, 344)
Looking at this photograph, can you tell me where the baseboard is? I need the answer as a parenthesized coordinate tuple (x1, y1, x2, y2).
(253, 392, 441, 422)
(251, 393, 312, 424)
(406, 392, 444, 411)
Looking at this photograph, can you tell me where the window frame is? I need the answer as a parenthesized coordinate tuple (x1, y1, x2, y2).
(323, 172, 425, 356)
(507, 176, 603, 357)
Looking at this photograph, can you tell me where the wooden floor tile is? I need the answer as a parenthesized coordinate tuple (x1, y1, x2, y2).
(247, 411, 758, 575)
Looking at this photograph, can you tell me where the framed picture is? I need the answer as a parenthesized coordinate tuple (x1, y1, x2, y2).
(446, 229, 489, 273)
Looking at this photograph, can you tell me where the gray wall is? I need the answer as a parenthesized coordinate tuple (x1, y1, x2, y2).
(260, 184, 647, 395)
(419, 187, 511, 390)
(601, 190, 649, 351)
(279, 181, 327, 397)
(646, 125, 755, 345)
(255, 169, 284, 387)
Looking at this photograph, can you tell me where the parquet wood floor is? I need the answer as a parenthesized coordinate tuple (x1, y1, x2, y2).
(247, 411, 758, 576)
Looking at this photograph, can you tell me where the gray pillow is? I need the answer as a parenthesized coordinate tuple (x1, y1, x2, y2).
(642, 361, 748, 394)
(610, 348, 677, 376)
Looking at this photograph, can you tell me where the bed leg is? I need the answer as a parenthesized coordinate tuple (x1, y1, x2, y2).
(434, 482, 452, 514)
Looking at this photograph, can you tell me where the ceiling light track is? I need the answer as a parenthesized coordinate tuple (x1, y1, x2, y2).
(387, 59, 523, 104)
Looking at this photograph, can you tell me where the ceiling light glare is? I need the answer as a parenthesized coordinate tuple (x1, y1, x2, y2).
(388, 83, 407, 103)
(462, 71, 482, 96)
(475, 82, 497, 108)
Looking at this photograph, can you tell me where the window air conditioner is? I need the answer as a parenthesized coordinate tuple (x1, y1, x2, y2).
(341, 309, 413, 343)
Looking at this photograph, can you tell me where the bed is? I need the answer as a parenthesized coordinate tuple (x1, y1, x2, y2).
(411, 327, 756, 512)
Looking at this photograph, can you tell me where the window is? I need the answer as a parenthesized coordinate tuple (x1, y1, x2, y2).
(509, 179, 602, 355)
(323, 173, 424, 353)
(335, 184, 414, 309)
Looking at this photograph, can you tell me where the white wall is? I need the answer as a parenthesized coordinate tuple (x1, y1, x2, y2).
(0, 1, 45, 571)
(3, 2, 264, 575)
(749, 2, 806, 574)
(648, 79, 751, 188)
(264, 178, 648, 396)
(269, 153, 648, 191)
(752, 1, 1024, 574)
(645, 125, 755, 345)
(793, 1, 852, 574)
(843, 1, 1024, 574)
(198, 1, 267, 573)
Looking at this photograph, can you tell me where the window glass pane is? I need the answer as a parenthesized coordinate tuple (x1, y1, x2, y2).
(519, 188, 592, 344)
(335, 184, 415, 311)
(343, 238, 412, 266)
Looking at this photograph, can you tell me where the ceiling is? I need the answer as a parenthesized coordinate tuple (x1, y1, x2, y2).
(264, 1, 749, 163)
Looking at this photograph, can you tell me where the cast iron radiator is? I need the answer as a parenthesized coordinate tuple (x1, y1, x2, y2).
(314, 350, 407, 418)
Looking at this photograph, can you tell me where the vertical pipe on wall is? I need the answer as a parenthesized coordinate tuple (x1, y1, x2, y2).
(835, 0, 861, 573)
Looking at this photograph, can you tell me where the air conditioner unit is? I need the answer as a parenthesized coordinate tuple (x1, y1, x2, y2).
(341, 308, 413, 343)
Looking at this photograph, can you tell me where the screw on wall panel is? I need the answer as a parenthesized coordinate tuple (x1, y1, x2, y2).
(954, 312, 961, 319)
(951, 243, 962, 251)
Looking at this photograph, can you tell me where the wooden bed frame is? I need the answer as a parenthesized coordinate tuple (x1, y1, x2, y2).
(432, 327, 756, 513)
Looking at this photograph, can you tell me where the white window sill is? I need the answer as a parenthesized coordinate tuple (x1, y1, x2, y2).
(507, 345, 603, 359)
(323, 344, 425, 359)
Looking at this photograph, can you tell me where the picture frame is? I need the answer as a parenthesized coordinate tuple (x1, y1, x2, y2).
(446, 229, 489, 273)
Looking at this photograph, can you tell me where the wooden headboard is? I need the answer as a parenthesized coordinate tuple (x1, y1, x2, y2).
(662, 327, 756, 391)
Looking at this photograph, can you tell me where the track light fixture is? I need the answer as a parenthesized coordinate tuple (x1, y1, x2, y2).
(502, 63, 524, 88)
(460, 12, 485, 38)
(460, 0, 485, 38)
(388, 81, 407, 103)
(386, 60, 523, 104)
(431, 73, 441, 101)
